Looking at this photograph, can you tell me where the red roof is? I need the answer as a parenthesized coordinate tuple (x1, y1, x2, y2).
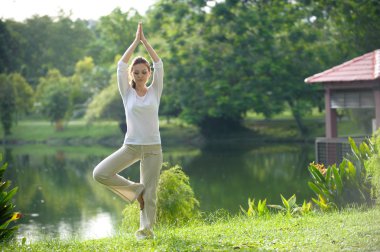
(305, 49, 380, 83)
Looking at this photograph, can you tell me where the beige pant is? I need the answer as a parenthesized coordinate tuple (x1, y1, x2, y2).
(93, 144, 162, 232)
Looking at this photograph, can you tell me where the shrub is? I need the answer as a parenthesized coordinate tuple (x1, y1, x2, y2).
(121, 203, 140, 233)
(308, 137, 375, 211)
(122, 164, 199, 230)
(156, 164, 200, 225)
(0, 153, 21, 242)
(366, 129, 380, 203)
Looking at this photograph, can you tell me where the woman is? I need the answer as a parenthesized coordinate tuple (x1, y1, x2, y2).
(93, 22, 163, 240)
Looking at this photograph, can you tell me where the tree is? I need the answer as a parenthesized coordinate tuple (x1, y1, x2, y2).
(87, 8, 143, 65)
(5, 15, 94, 87)
(246, 0, 332, 135)
(0, 74, 16, 135)
(35, 69, 71, 130)
(9, 73, 34, 120)
(84, 73, 125, 131)
(304, 0, 380, 58)
(146, 0, 331, 135)
(70, 57, 111, 118)
(0, 73, 33, 135)
(0, 20, 18, 74)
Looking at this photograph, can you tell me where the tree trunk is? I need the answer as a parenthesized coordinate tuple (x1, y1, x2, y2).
(55, 119, 64, 131)
(288, 100, 308, 136)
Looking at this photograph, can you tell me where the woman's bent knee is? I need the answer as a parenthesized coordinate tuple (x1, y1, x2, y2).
(93, 166, 108, 184)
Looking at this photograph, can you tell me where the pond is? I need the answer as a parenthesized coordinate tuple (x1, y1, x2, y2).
(2, 140, 315, 242)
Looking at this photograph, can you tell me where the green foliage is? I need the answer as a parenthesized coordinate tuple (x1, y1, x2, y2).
(0, 20, 18, 73)
(147, 0, 333, 134)
(0, 74, 16, 135)
(301, 199, 313, 215)
(310, 0, 380, 55)
(1, 0, 379, 133)
(347, 109, 375, 135)
(241, 195, 312, 218)
(3, 207, 380, 251)
(366, 129, 380, 203)
(84, 74, 124, 123)
(0, 73, 33, 135)
(145, 0, 379, 135)
(121, 203, 140, 233)
(0, 153, 21, 242)
(268, 194, 311, 216)
(35, 69, 72, 130)
(71, 57, 96, 106)
(41, 86, 71, 128)
(9, 73, 34, 117)
(240, 198, 269, 217)
(71, 57, 110, 108)
(345, 137, 374, 205)
(88, 8, 143, 65)
(5, 15, 94, 86)
(156, 164, 200, 225)
(308, 137, 375, 211)
(121, 164, 200, 229)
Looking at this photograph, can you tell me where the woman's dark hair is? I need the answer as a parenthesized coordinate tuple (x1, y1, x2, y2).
(129, 56, 151, 89)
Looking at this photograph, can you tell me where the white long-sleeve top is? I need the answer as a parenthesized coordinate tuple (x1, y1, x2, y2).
(117, 59, 164, 145)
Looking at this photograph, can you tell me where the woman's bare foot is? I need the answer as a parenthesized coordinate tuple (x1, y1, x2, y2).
(137, 193, 144, 210)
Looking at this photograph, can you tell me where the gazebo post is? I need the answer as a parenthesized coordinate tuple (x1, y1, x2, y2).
(325, 88, 337, 138)
(375, 88, 380, 131)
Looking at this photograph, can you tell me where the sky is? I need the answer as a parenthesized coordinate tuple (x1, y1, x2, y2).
(0, 0, 157, 21)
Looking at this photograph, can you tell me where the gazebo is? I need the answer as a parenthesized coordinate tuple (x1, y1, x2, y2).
(305, 49, 380, 165)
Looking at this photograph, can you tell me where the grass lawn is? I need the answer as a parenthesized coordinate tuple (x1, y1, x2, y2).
(0, 120, 121, 142)
(0, 113, 371, 146)
(3, 206, 380, 251)
(0, 119, 200, 147)
(1, 117, 317, 144)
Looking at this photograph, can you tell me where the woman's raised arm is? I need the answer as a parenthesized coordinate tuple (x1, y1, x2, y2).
(120, 23, 141, 63)
(117, 23, 141, 98)
(139, 23, 160, 63)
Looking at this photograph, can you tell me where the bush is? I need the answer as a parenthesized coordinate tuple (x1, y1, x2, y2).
(122, 164, 200, 231)
(121, 203, 140, 233)
(308, 137, 374, 211)
(0, 153, 21, 242)
(156, 164, 199, 225)
(366, 129, 380, 203)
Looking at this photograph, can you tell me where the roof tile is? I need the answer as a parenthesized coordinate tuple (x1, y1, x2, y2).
(305, 49, 380, 83)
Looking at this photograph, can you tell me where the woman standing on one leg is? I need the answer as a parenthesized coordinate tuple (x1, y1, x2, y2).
(93, 22, 164, 240)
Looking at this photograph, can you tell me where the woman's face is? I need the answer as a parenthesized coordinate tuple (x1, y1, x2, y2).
(132, 63, 151, 85)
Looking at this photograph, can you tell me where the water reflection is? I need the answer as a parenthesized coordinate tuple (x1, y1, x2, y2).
(184, 143, 313, 212)
(3, 146, 127, 241)
(2, 142, 314, 241)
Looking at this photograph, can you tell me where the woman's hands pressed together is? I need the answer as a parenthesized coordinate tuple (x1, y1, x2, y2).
(121, 22, 160, 64)
(139, 22, 147, 43)
(135, 22, 147, 44)
(134, 22, 141, 43)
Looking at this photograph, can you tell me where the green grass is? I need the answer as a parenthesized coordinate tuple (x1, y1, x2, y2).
(6, 121, 121, 141)
(0, 114, 372, 147)
(245, 110, 371, 140)
(3, 207, 380, 251)
(0, 120, 121, 142)
(1, 143, 115, 158)
(0, 119, 200, 147)
(245, 107, 325, 121)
